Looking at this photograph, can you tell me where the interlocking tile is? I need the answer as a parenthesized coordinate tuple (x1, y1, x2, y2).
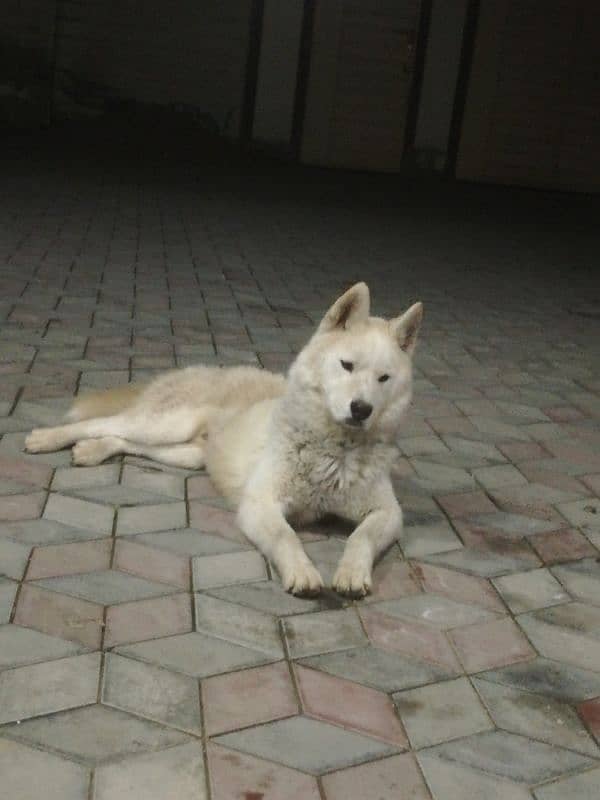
(102, 652, 201, 733)
(436, 491, 497, 518)
(533, 766, 600, 800)
(14, 583, 104, 648)
(519, 607, 600, 673)
(94, 741, 206, 800)
(3, 704, 190, 763)
(423, 543, 540, 577)
(0, 456, 53, 489)
(490, 483, 585, 520)
(0, 738, 90, 800)
(321, 753, 431, 800)
(493, 568, 570, 613)
(195, 594, 283, 656)
(418, 753, 533, 800)
(578, 698, 600, 743)
(400, 519, 463, 558)
(458, 510, 563, 538)
(551, 559, 600, 604)
(208, 579, 324, 616)
(192, 550, 267, 589)
(33, 569, 177, 605)
(26, 538, 112, 580)
(51, 464, 120, 491)
(0, 652, 100, 723)
(530, 528, 598, 564)
(283, 608, 367, 658)
(203, 661, 298, 735)
(362, 559, 421, 603)
(556, 498, 600, 534)
(104, 591, 192, 647)
(188, 502, 247, 543)
(214, 715, 398, 775)
(130, 527, 248, 556)
(295, 664, 407, 747)
(208, 742, 320, 800)
(301, 646, 453, 693)
(424, 729, 595, 784)
(449, 617, 535, 673)
(0, 623, 86, 668)
(67, 484, 179, 507)
(414, 562, 505, 612)
(478, 657, 600, 702)
(116, 501, 187, 535)
(0, 518, 104, 545)
(372, 593, 499, 630)
(113, 539, 189, 589)
(0, 537, 31, 580)
(472, 464, 528, 490)
(117, 631, 274, 678)
(44, 493, 114, 533)
(358, 606, 461, 672)
(393, 677, 492, 749)
(0, 490, 46, 521)
(474, 678, 599, 756)
(0, 577, 17, 623)
(121, 464, 186, 499)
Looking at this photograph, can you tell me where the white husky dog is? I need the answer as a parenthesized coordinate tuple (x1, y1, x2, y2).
(26, 283, 423, 597)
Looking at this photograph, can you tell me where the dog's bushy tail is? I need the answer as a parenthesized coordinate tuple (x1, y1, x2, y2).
(65, 383, 146, 422)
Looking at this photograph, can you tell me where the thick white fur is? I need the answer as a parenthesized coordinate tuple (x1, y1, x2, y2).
(25, 283, 423, 597)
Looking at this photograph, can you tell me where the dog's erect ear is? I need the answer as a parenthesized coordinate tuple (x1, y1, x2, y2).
(318, 283, 370, 333)
(390, 302, 423, 356)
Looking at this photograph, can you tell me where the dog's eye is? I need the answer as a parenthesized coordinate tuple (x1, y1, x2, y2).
(378, 374, 390, 383)
(340, 360, 354, 372)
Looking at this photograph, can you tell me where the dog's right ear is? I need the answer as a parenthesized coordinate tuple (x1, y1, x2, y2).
(318, 282, 370, 333)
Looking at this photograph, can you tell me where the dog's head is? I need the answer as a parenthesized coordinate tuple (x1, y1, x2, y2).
(290, 283, 423, 433)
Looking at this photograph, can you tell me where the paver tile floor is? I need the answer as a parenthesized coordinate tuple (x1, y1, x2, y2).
(0, 129, 599, 798)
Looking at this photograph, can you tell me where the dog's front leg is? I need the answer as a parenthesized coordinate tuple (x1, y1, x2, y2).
(333, 480, 402, 598)
(238, 494, 323, 596)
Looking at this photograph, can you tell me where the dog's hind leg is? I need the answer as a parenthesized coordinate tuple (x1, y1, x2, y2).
(72, 437, 205, 469)
(25, 407, 208, 454)
(332, 479, 402, 598)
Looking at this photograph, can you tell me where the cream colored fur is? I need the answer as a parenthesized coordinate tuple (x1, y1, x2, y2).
(25, 283, 423, 597)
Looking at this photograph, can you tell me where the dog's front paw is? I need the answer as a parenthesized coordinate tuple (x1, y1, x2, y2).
(72, 438, 119, 466)
(25, 428, 60, 453)
(333, 560, 372, 598)
(282, 558, 323, 597)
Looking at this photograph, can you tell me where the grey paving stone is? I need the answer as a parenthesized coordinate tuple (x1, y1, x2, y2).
(0, 738, 90, 800)
(0, 624, 86, 668)
(117, 631, 274, 678)
(116, 502, 187, 535)
(67, 484, 179, 507)
(557, 498, 600, 532)
(465, 511, 563, 537)
(400, 520, 463, 558)
(35, 569, 177, 605)
(0, 518, 102, 545)
(418, 753, 533, 800)
(0, 537, 31, 580)
(3, 704, 189, 763)
(192, 550, 267, 589)
(208, 580, 324, 616)
(373, 594, 499, 630)
(0, 652, 100, 723)
(214, 715, 398, 775)
(195, 594, 283, 656)
(44, 493, 114, 534)
(518, 610, 600, 673)
(493, 569, 570, 614)
(121, 464, 186, 499)
(130, 527, 249, 556)
(52, 464, 120, 491)
(423, 545, 540, 577)
(473, 678, 599, 757)
(533, 766, 600, 800)
(0, 432, 71, 466)
(102, 653, 201, 733)
(393, 677, 493, 749)
(478, 657, 600, 703)
(94, 740, 206, 800)
(473, 464, 528, 490)
(301, 646, 454, 693)
(283, 608, 367, 658)
(552, 559, 600, 605)
(0, 578, 17, 622)
(424, 730, 595, 784)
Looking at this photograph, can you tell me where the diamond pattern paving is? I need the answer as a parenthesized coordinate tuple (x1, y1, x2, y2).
(1, 135, 599, 797)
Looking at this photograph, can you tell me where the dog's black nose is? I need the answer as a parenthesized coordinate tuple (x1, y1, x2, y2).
(350, 400, 373, 422)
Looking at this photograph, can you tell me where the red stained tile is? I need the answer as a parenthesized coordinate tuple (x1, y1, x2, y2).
(436, 491, 497, 518)
(104, 592, 192, 648)
(577, 698, 600, 740)
(498, 442, 549, 463)
(295, 664, 407, 748)
(203, 661, 298, 736)
(359, 607, 460, 673)
(26, 538, 112, 580)
(544, 406, 586, 423)
(14, 582, 103, 648)
(114, 539, 189, 589)
(582, 474, 600, 495)
(449, 617, 535, 673)
(0, 491, 46, 521)
(188, 503, 247, 544)
(428, 417, 479, 437)
(529, 528, 598, 565)
(208, 743, 320, 800)
(517, 466, 590, 497)
(0, 457, 52, 488)
(413, 562, 504, 612)
(187, 475, 222, 501)
(365, 560, 421, 603)
(322, 753, 431, 800)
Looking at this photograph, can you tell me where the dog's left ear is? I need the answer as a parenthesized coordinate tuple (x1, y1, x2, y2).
(390, 302, 423, 356)
(318, 282, 370, 333)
